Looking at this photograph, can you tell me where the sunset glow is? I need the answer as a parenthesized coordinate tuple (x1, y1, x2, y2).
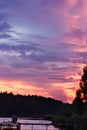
(0, 0, 87, 103)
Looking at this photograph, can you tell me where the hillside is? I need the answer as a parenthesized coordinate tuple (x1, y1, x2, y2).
(0, 92, 69, 117)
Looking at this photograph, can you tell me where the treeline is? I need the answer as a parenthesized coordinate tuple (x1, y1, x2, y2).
(0, 92, 69, 117)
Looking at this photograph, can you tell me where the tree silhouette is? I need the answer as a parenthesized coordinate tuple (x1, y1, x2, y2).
(72, 65, 87, 114)
(73, 89, 83, 114)
(79, 65, 87, 101)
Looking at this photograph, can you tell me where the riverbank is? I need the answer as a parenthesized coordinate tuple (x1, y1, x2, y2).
(43, 114, 87, 130)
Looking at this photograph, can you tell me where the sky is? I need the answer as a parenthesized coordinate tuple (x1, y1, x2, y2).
(0, 0, 87, 103)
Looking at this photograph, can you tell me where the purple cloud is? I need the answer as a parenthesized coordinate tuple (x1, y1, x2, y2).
(0, 0, 87, 102)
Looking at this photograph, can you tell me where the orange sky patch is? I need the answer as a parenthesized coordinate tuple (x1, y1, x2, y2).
(0, 80, 52, 98)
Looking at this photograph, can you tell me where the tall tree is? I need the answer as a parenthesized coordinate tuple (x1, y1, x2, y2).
(72, 65, 87, 114)
(79, 65, 87, 101)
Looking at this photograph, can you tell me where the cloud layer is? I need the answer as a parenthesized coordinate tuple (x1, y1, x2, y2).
(0, 0, 87, 103)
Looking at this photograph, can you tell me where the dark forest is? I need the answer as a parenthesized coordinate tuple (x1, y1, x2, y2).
(0, 92, 69, 117)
